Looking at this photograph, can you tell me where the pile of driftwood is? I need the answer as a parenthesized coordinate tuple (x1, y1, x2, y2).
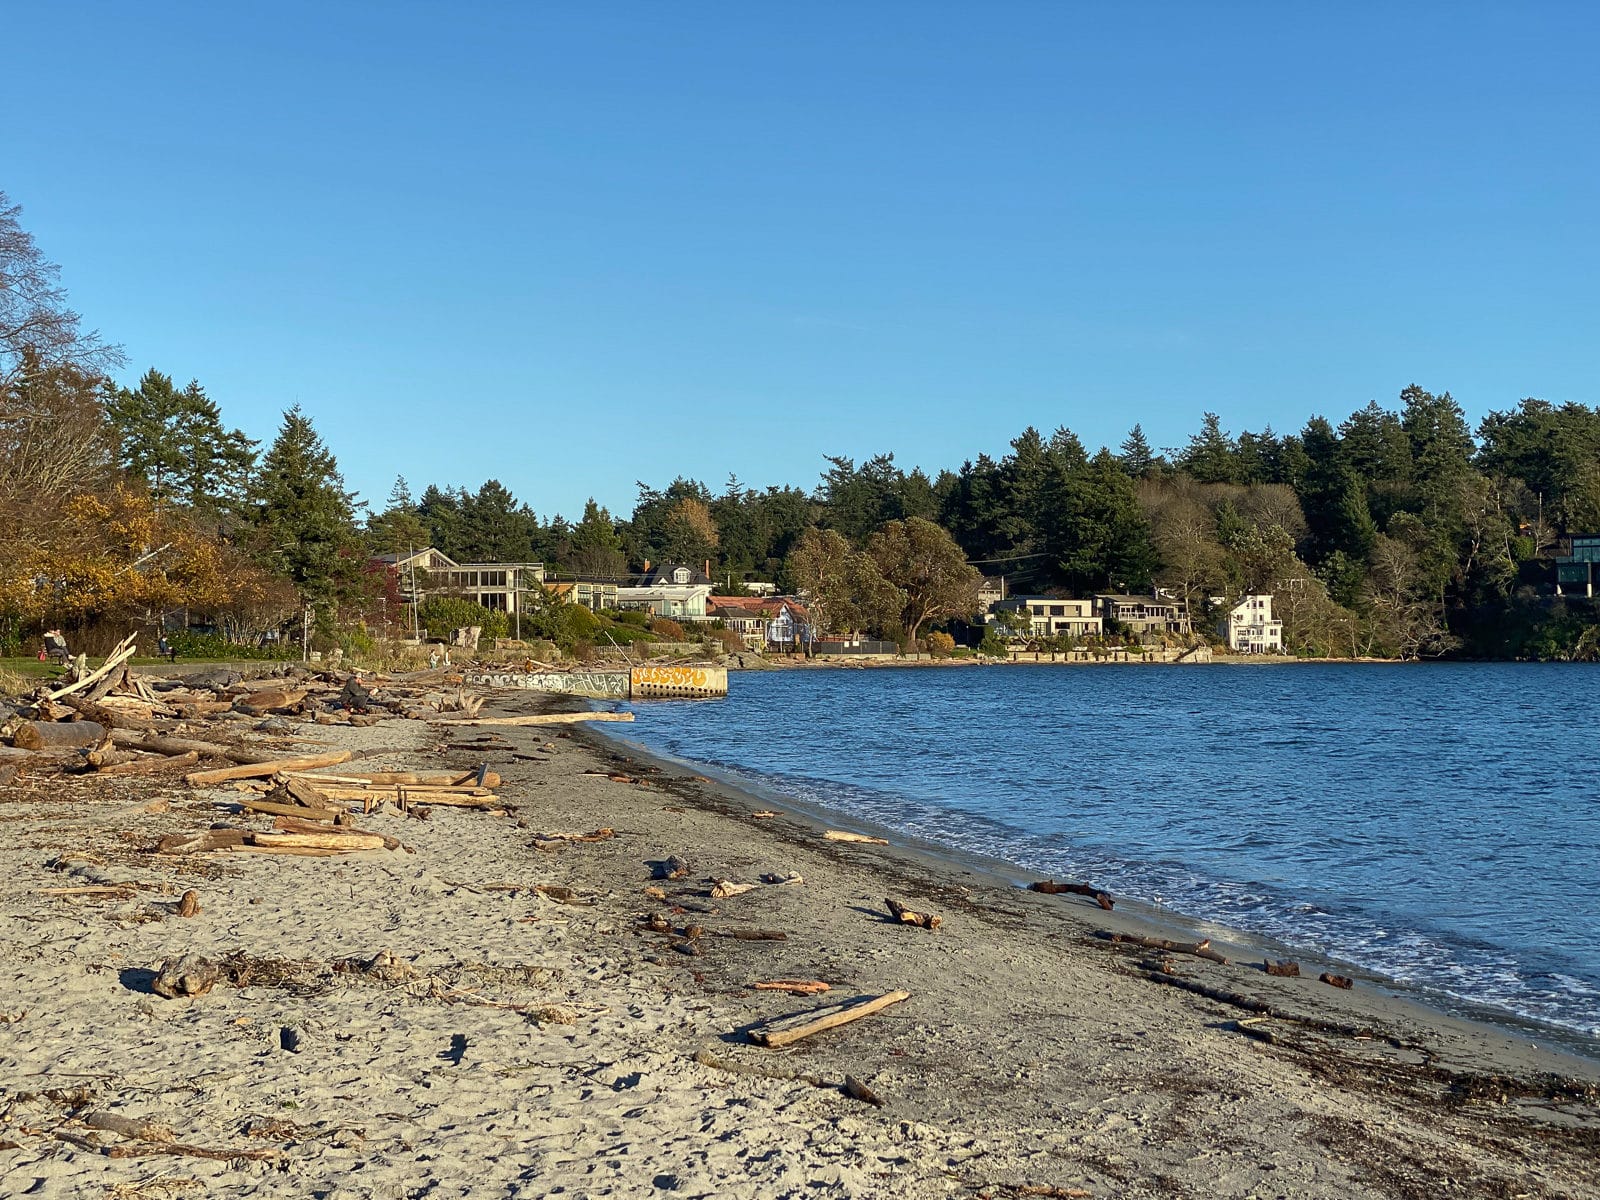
(0, 644, 492, 789)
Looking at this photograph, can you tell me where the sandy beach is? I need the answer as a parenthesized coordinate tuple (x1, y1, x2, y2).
(2, 688, 1597, 1199)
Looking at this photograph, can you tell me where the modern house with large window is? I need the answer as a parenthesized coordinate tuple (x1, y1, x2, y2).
(1094, 594, 1192, 640)
(987, 596, 1103, 640)
(372, 548, 545, 615)
(1556, 534, 1600, 596)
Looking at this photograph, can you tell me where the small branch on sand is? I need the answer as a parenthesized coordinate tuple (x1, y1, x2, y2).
(823, 830, 888, 845)
(748, 990, 911, 1047)
(1098, 930, 1229, 965)
(1029, 880, 1114, 910)
(752, 980, 830, 995)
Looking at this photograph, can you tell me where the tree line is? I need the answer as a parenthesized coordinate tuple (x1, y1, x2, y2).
(4, 188, 1598, 659)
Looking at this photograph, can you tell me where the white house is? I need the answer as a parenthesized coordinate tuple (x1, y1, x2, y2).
(1221, 594, 1284, 653)
(616, 562, 715, 621)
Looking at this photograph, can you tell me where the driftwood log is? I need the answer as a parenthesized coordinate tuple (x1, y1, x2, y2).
(158, 829, 248, 855)
(823, 830, 888, 845)
(109, 731, 257, 762)
(1320, 972, 1354, 989)
(185, 752, 353, 786)
(1100, 930, 1230, 965)
(1029, 880, 1115, 910)
(239, 797, 344, 823)
(47, 634, 138, 702)
(748, 990, 911, 1047)
(1264, 959, 1301, 977)
(250, 830, 387, 852)
(13, 720, 108, 751)
(885, 897, 941, 930)
(436, 712, 636, 727)
(99, 750, 200, 777)
(60, 694, 157, 730)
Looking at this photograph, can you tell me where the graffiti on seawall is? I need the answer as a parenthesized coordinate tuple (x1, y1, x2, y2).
(630, 666, 729, 698)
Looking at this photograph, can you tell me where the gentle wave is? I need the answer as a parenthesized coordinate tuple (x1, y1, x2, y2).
(621, 663, 1600, 1041)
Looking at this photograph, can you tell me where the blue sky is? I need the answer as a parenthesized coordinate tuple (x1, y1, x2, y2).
(4, 3, 1596, 518)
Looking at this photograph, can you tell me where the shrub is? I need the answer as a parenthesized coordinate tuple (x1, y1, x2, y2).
(339, 626, 378, 658)
(926, 631, 956, 658)
(611, 609, 651, 628)
(649, 617, 687, 640)
(978, 630, 1008, 657)
(416, 596, 509, 643)
(712, 627, 745, 654)
(168, 630, 297, 661)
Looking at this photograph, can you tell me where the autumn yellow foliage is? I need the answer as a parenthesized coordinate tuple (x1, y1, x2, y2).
(0, 484, 283, 629)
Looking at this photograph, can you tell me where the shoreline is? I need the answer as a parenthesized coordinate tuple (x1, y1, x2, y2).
(3, 690, 1597, 1197)
(595, 720, 1600, 1071)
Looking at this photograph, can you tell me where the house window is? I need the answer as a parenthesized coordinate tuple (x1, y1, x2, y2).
(673, 567, 690, 584)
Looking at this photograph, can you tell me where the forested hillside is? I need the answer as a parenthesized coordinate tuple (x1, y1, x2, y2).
(5, 190, 1597, 660)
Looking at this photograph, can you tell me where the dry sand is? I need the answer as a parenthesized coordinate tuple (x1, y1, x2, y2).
(1, 692, 1597, 1199)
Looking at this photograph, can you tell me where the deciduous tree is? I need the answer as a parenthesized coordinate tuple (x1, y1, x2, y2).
(867, 516, 981, 646)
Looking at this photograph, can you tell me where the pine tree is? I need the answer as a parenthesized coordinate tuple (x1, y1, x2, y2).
(1119, 424, 1155, 478)
(250, 405, 359, 609)
(106, 368, 185, 506)
(568, 497, 627, 577)
(173, 380, 257, 518)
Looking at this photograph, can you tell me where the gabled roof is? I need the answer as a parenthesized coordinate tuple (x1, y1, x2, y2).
(644, 562, 714, 586)
(371, 547, 457, 569)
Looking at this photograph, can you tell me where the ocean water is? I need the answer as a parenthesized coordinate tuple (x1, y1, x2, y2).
(616, 662, 1600, 1043)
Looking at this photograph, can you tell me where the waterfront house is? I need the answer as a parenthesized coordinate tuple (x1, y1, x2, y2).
(1094, 593, 1192, 640)
(765, 599, 812, 652)
(988, 596, 1103, 640)
(1219, 594, 1284, 653)
(616, 561, 715, 621)
(373, 548, 545, 617)
(1555, 534, 1600, 596)
(708, 596, 772, 649)
(544, 579, 620, 611)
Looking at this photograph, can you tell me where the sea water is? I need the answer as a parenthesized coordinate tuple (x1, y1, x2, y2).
(617, 662, 1600, 1044)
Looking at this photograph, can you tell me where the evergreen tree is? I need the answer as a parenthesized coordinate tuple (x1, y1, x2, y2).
(1043, 449, 1157, 592)
(106, 368, 184, 505)
(106, 369, 255, 517)
(458, 479, 538, 561)
(173, 380, 257, 518)
(365, 475, 431, 554)
(568, 497, 626, 577)
(1296, 416, 1376, 603)
(250, 405, 360, 609)
(1178, 413, 1240, 484)
(1119, 423, 1155, 478)
(417, 484, 465, 557)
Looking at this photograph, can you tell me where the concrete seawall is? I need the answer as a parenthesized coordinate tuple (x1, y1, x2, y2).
(468, 666, 727, 700)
